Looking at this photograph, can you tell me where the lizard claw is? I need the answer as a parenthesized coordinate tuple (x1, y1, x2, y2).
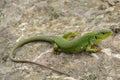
(53, 49, 61, 55)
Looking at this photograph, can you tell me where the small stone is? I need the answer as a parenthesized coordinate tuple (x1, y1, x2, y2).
(105, 7, 114, 12)
(64, 77, 77, 80)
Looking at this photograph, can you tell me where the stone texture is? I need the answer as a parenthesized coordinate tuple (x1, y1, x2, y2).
(0, 0, 120, 80)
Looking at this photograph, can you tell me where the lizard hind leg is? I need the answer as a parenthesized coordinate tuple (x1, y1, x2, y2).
(53, 32, 79, 54)
(53, 44, 61, 54)
(62, 32, 80, 40)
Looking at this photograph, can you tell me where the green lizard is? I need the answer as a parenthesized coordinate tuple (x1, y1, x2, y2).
(9, 30, 112, 76)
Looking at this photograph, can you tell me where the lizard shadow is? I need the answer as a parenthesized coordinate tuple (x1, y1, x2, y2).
(58, 50, 92, 57)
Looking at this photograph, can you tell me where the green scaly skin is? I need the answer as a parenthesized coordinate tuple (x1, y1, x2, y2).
(9, 30, 112, 76)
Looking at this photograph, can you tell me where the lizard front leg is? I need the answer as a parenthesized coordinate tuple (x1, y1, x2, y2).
(86, 44, 101, 53)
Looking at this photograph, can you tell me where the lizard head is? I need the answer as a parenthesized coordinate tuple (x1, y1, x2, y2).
(94, 30, 112, 43)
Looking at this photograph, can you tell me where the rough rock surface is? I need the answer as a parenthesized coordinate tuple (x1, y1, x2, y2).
(0, 0, 120, 80)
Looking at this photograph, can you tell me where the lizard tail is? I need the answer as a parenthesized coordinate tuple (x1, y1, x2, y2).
(10, 36, 54, 60)
(9, 36, 70, 76)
